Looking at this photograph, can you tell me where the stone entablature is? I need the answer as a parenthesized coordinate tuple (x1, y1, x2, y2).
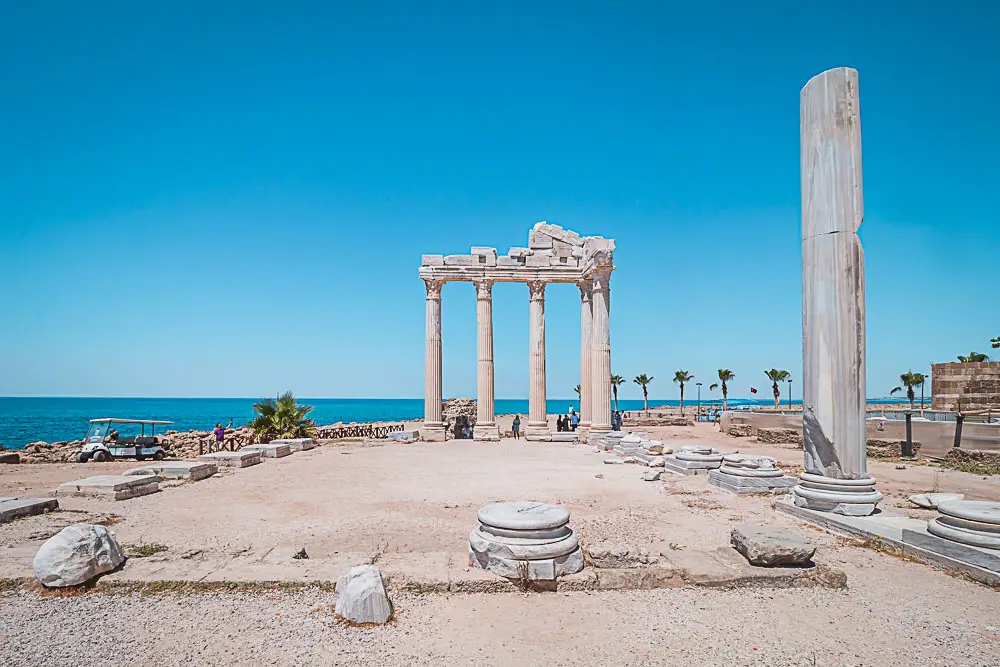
(419, 222, 615, 442)
(931, 361, 1000, 412)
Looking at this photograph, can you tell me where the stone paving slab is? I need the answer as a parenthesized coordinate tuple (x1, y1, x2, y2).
(0, 497, 59, 523)
(123, 461, 218, 481)
(54, 475, 161, 501)
(240, 443, 292, 458)
(271, 438, 315, 452)
(707, 470, 797, 495)
(197, 451, 261, 468)
(774, 497, 1000, 587)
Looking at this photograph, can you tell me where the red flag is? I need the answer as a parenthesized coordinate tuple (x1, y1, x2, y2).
(750, 387, 758, 394)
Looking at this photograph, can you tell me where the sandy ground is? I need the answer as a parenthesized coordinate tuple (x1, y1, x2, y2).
(1, 423, 999, 666)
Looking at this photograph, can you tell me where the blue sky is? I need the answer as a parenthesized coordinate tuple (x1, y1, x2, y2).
(1, 1, 997, 400)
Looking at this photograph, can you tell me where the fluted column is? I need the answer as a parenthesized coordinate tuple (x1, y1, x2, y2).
(525, 280, 549, 440)
(578, 281, 593, 437)
(792, 67, 881, 515)
(473, 280, 499, 441)
(588, 269, 612, 440)
(422, 278, 447, 441)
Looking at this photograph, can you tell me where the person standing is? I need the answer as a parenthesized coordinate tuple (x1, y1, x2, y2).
(512, 415, 521, 439)
(570, 411, 580, 431)
(213, 418, 233, 450)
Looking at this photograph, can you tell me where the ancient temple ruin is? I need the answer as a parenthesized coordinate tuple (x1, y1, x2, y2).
(418, 222, 615, 442)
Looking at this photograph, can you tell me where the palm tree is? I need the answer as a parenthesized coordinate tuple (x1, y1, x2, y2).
(633, 374, 654, 415)
(672, 371, 694, 415)
(992, 336, 1000, 349)
(890, 371, 926, 410)
(573, 384, 581, 397)
(764, 369, 791, 409)
(610, 374, 625, 413)
(714, 369, 735, 411)
(958, 352, 990, 362)
(249, 391, 317, 441)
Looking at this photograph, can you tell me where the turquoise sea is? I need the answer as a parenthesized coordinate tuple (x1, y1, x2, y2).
(0, 396, 909, 449)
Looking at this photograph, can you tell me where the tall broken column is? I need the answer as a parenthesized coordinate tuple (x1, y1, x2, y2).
(473, 279, 499, 440)
(422, 278, 447, 442)
(588, 268, 612, 443)
(525, 280, 549, 440)
(793, 67, 882, 516)
(578, 280, 593, 438)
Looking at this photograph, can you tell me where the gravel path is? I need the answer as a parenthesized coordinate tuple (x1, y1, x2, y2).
(3, 567, 999, 667)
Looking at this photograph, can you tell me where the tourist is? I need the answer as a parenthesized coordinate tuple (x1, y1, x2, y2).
(213, 418, 233, 450)
(512, 415, 521, 439)
(570, 412, 579, 431)
(104, 428, 119, 444)
(464, 424, 473, 439)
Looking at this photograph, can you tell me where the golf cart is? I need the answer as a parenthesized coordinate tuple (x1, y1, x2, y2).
(77, 418, 173, 463)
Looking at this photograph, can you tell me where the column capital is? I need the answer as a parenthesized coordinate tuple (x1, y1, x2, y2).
(577, 280, 593, 302)
(591, 269, 611, 292)
(423, 278, 444, 300)
(474, 279, 494, 300)
(527, 280, 546, 302)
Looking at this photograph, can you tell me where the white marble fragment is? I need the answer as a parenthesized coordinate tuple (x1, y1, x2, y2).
(34, 524, 125, 587)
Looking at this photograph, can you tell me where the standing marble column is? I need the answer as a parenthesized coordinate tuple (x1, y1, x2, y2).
(525, 280, 549, 440)
(578, 281, 594, 438)
(422, 278, 447, 441)
(588, 269, 612, 442)
(473, 280, 499, 441)
(792, 66, 881, 515)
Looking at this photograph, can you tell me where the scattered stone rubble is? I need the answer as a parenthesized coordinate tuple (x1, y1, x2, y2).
(730, 524, 816, 567)
(335, 564, 394, 624)
(726, 424, 753, 438)
(33, 523, 125, 587)
(756, 427, 803, 446)
(866, 439, 922, 458)
(442, 397, 477, 426)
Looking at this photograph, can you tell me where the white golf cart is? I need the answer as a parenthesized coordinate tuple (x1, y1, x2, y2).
(77, 418, 173, 463)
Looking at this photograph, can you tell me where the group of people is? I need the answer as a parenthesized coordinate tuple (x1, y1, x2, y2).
(610, 410, 626, 431)
(555, 411, 579, 432)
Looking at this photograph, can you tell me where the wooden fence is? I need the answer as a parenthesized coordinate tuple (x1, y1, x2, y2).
(317, 423, 406, 440)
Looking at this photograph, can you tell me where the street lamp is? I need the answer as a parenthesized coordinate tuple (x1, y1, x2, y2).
(696, 382, 703, 420)
(787, 379, 793, 410)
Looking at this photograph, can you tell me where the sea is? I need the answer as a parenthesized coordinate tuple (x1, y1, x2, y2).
(0, 396, 909, 450)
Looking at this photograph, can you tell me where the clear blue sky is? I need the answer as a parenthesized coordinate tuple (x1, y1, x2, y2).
(1, 1, 997, 400)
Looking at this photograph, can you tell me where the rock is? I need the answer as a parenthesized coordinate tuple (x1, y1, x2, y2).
(647, 456, 665, 467)
(584, 542, 658, 568)
(727, 424, 753, 437)
(756, 427, 804, 446)
(603, 458, 624, 465)
(642, 469, 662, 481)
(730, 524, 816, 567)
(334, 564, 393, 624)
(0, 452, 20, 464)
(908, 492, 964, 509)
(33, 524, 125, 587)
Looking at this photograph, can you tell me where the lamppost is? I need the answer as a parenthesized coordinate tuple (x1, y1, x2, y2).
(787, 378, 793, 409)
(696, 382, 702, 419)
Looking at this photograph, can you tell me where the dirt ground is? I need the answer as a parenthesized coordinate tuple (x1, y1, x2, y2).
(1, 422, 999, 666)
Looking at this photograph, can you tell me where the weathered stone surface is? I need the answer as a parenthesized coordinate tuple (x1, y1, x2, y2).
(335, 564, 393, 624)
(478, 501, 569, 531)
(909, 493, 964, 509)
(756, 427, 803, 446)
(727, 424, 752, 437)
(867, 439, 922, 458)
(54, 475, 161, 501)
(443, 254, 478, 266)
(0, 451, 20, 464)
(271, 438, 315, 452)
(197, 450, 261, 468)
(584, 542, 658, 568)
(468, 529, 579, 560)
(0, 497, 58, 523)
(33, 523, 125, 587)
(123, 461, 217, 481)
(642, 469, 662, 481)
(387, 430, 419, 443)
(241, 443, 291, 458)
(421, 254, 444, 266)
(731, 524, 816, 567)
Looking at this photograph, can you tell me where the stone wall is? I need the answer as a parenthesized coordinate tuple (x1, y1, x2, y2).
(756, 428, 803, 447)
(866, 439, 922, 459)
(932, 361, 1000, 411)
